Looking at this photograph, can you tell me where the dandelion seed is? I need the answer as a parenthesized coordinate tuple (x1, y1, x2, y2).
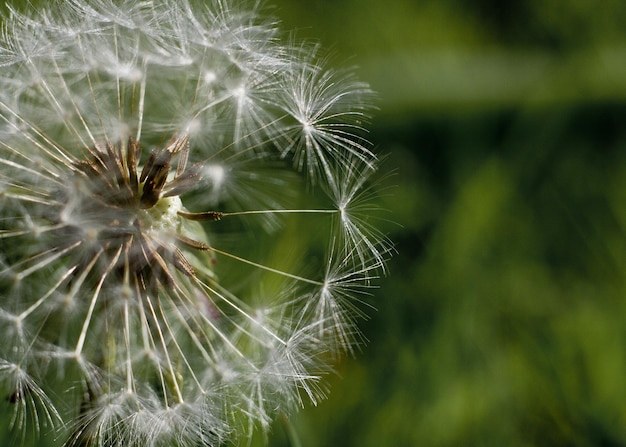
(0, 0, 389, 445)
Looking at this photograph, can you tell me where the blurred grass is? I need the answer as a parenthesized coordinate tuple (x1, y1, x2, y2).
(272, 0, 626, 113)
(267, 1, 626, 446)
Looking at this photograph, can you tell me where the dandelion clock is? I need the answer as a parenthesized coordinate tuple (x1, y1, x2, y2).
(0, 0, 390, 445)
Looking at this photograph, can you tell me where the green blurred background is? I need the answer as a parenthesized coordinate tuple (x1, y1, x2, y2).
(266, 0, 626, 446)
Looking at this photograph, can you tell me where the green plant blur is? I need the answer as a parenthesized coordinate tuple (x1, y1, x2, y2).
(263, 0, 626, 446)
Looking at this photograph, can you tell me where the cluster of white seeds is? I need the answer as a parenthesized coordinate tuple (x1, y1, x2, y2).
(0, 1, 389, 445)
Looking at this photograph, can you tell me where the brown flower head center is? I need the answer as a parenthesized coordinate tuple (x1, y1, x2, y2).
(67, 134, 221, 287)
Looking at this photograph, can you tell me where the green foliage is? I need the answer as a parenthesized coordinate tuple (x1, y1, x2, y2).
(274, 101, 626, 446)
(265, 2, 626, 441)
(266, 1, 626, 445)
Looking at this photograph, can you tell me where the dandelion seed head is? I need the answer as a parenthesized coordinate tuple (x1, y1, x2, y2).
(0, 0, 389, 445)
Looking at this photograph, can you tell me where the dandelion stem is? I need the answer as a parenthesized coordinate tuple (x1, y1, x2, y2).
(74, 247, 121, 356)
(208, 246, 324, 286)
(136, 62, 148, 143)
(18, 266, 77, 320)
(10, 241, 81, 280)
(123, 300, 134, 393)
(220, 209, 340, 217)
